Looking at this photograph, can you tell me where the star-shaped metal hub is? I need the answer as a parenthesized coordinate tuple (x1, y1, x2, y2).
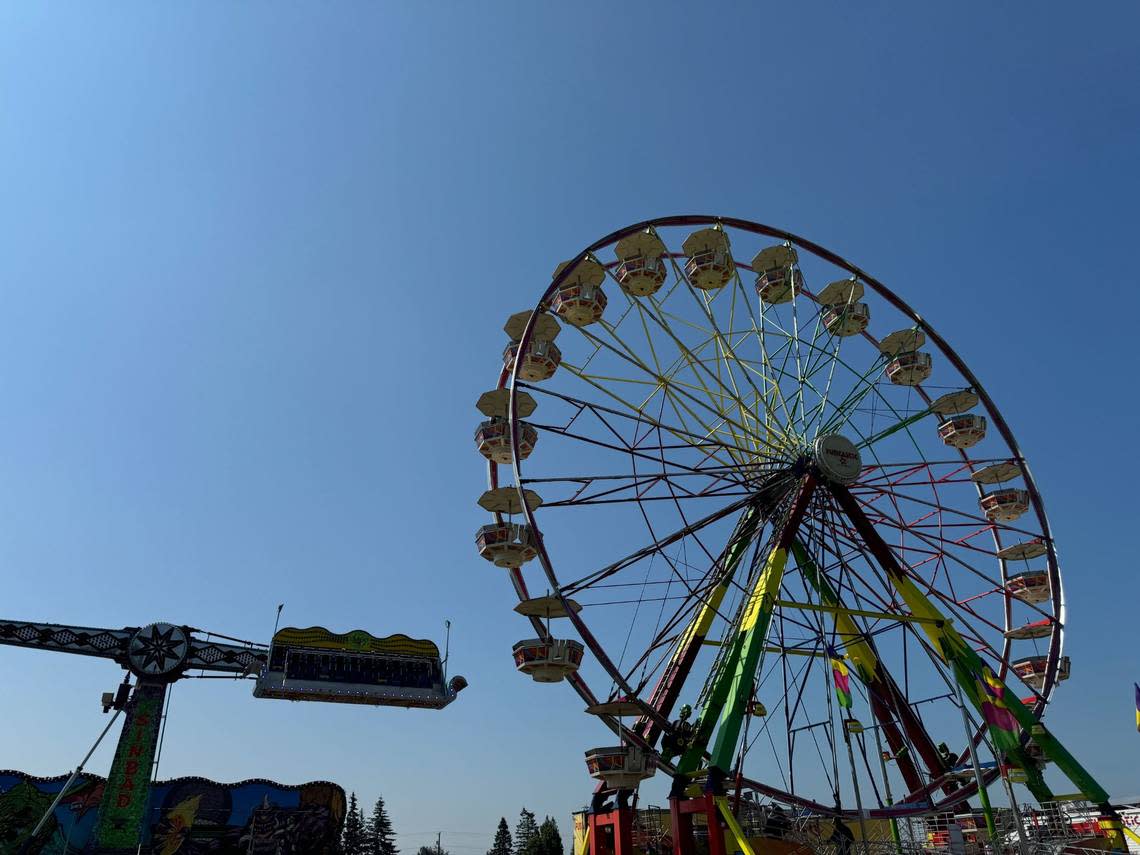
(127, 622, 190, 678)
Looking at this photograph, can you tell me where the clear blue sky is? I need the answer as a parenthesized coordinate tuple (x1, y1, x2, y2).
(1, 1, 1138, 848)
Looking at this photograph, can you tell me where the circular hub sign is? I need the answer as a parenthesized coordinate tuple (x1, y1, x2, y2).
(128, 622, 190, 678)
(813, 434, 862, 485)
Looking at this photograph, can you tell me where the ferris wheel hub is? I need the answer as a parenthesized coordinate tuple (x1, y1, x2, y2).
(812, 434, 862, 485)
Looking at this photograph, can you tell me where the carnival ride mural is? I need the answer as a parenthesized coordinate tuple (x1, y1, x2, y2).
(0, 771, 345, 855)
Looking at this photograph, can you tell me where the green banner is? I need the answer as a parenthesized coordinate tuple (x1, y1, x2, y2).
(93, 681, 166, 852)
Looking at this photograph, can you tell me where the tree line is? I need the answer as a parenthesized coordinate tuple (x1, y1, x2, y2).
(338, 796, 565, 855)
(488, 809, 564, 855)
(341, 793, 398, 855)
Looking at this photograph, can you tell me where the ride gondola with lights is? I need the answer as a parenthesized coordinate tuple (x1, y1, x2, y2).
(253, 626, 467, 709)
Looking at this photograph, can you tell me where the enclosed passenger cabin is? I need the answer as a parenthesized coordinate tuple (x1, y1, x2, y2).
(615, 229, 668, 296)
(253, 627, 466, 709)
(584, 745, 655, 790)
(823, 302, 870, 337)
(512, 638, 584, 682)
(980, 488, 1030, 522)
(997, 538, 1047, 561)
(885, 350, 933, 385)
(683, 225, 734, 290)
(751, 244, 800, 304)
(1012, 655, 1070, 691)
(1006, 570, 1051, 604)
(503, 339, 562, 382)
(503, 311, 562, 382)
(474, 419, 538, 465)
(551, 258, 608, 327)
(476, 522, 538, 568)
(938, 414, 987, 449)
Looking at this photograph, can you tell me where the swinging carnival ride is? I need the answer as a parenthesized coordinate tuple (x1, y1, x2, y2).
(474, 216, 1131, 855)
(0, 618, 466, 853)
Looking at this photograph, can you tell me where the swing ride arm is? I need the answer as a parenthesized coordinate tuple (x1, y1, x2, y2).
(828, 483, 1122, 833)
(0, 618, 267, 676)
(790, 538, 954, 797)
(676, 476, 816, 780)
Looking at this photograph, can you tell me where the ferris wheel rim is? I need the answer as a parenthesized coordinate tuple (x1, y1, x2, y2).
(492, 214, 1062, 817)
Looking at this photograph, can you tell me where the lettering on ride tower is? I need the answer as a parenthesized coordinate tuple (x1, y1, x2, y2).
(92, 681, 166, 852)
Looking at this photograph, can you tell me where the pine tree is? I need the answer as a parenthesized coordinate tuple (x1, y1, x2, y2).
(514, 809, 539, 855)
(488, 817, 513, 855)
(536, 817, 563, 855)
(367, 795, 399, 855)
(343, 793, 367, 855)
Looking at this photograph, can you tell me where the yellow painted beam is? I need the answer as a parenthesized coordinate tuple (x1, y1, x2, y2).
(773, 599, 948, 626)
(715, 797, 758, 855)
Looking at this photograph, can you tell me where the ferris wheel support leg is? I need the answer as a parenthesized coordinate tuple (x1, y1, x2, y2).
(639, 505, 766, 753)
(828, 484, 1124, 844)
(675, 477, 817, 780)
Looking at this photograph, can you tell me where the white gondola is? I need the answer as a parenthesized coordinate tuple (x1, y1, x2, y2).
(512, 638, 584, 682)
(584, 745, 656, 789)
(502, 311, 562, 381)
(938, 414, 987, 449)
(1006, 571, 1051, 604)
(980, 488, 1030, 522)
(1012, 655, 1069, 691)
(615, 229, 668, 297)
(551, 258, 608, 327)
(683, 226, 734, 290)
(823, 302, 871, 337)
(751, 244, 800, 304)
(474, 419, 538, 464)
(503, 339, 562, 382)
(476, 522, 538, 568)
(253, 627, 466, 710)
(885, 350, 933, 385)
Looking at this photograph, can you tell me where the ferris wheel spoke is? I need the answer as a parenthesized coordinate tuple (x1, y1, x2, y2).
(851, 480, 1044, 540)
(567, 318, 791, 460)
(670, 255, 796, 455)
(557, 494, 762, 596)
(804, 498, 1013, 639)
(603, 288, 770, 445)
(828, 484, 1026, 673)
(523, 382, 790, 465)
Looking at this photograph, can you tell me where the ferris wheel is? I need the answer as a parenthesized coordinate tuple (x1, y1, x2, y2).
(472, 216, 1114, 829)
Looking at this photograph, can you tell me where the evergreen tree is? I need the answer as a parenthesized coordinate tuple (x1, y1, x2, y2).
(536, 817, 563, 855)
(343, 793, 367, 855)
(417, 846, 449, 855)
(488, 817, 513, 855)
(514, 809, 539, 855)
(367, 795, 399, 855)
